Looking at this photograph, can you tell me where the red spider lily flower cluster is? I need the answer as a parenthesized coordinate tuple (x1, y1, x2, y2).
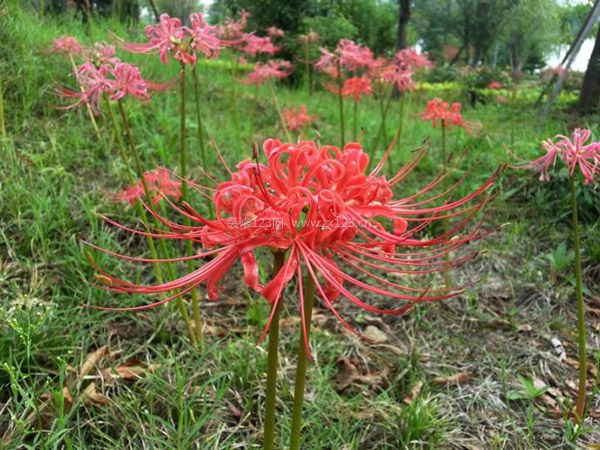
(394, 48, 433, 71)
(120, 13, 223, 65)
(487, 81, 503, 89)
(420, 98, 467, 130)
(242, 60, 292, 86)
(370, 61, 415, 93)
(283, 105, 317, 132)
(239, 35, 280, 57)
(90, 139, 498, 355)
(315, 39, 374, 76)
(217, 10, 250, 41)
(525, 128, 600, 184)
(341, 77, 372, 102)
(62, 59, 166, 113)
(115, 168, 182, 206)
(51, 35, 83, 55)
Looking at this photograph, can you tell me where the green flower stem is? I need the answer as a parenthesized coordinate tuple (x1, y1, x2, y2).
(115, 99, 197, 347)
(0, 77, 5, 138)
(264, 251, 285, 450)
(352, 99, 358, 141)
(191, 64, 214, 219)
(570, 174, 587, 423)
(69, 54, 101, 141)
(337, 64, 345, 147)
(441, 125, 451, 288)
(289, 274, 315, 450)
(179, 64, 205, 346)
(231, 58, 242, 147)
(304, 42, 312, 97)
(268, 80, 293, 142)
(368, 85, 395, 172)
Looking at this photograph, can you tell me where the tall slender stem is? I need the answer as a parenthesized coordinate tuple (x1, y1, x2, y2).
(264, 251, 286, 450)
(369, 85, 395, 169)
(179, 64, 205, 346)
(0, 77, 5, 138)
(570, 175, 587, 423)
(337, 64, 345, 147)
(191, 64, 214, 219)
(268, 80, 293, 142)
(441, 125, 451, 288)
(289, 275, 315, 450)
(115, 99, 197, 346)
(231, 58, 242, 147)
(304, 42, 311, 97)
(352, 99, 358, 141)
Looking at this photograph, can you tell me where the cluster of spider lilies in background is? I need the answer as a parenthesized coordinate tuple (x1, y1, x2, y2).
(50, 8, 599, 448)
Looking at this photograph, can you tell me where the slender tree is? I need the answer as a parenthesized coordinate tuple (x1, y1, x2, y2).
(396, 0, 411, 50)
(578, 23, 600, 113)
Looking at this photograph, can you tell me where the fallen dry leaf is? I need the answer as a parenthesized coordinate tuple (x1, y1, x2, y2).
(79, 346, 109, 378)
(81, 383, 110, 406)
(432, 371, 471, 385)
(403, 381, 424, 404)
(101, 364, 160, 382)
(334, 356, 360, 392)
(564, 357, 598, 378)
(363, 325, 388, 343)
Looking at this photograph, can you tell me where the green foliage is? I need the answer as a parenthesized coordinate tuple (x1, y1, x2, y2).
(547, 241, 575, 275)
(507, 375, 549, 401)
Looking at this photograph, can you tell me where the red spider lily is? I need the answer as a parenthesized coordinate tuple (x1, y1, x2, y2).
(524, 128, 600, 183)
(420, 98, 467, 130)
(314, 39, 374, 76)
(394, 48, 433, 71)
(88, 139, 499, 356)
(116, 168, 182, 206)
(189, 13, 222, 59)
(120, 13, 196, 65)
(62, 62, 112, 113)
(88, 42, 119, 66)
(239, 35, 280, 57)
(267, 26, 285, 38)
(341, 77, 372, 102)
(371, 62, 415, 92)
(62, 59, 166, 113)
(337, 39, 374, 72)
(51, 35, 83, 55)
(217, 10, 250, 41)
(242, 60, 292, 86)
(487, 81, 503, 89)
(283, 105, 317, 131)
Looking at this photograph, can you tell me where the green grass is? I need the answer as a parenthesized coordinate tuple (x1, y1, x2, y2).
(1, 4, 599, 449)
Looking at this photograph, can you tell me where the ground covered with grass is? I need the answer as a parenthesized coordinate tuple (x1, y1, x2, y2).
(1, 6, 599, 449)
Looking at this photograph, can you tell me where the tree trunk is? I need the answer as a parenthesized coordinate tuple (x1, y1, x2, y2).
(578, 25, 600, 113)
(396, 0, 410, 50)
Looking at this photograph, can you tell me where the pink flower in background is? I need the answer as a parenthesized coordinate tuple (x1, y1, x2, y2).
(242, 60, 292, 85)
(218, 9, 250, 41)
(487, 81, 503, 89)
(421, 98, 467, 130)
(372, 62, 415, 92)
(525, 129, 599, 183)
(395, 48, 433, 71)
(337, 39, 374, 72)
(51, 35, 83, 55)
(267, 26, 285, 38)
(341, 77, 372, 102)
(314, 47, 339, 78)
(90, 139, 498, 356)
(189, 13, 222, 59)
(116, 168, 182, 206)
(283, 105, 317, 131)
(240, 35, 280, 57)
(121, 13, 195, 65)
